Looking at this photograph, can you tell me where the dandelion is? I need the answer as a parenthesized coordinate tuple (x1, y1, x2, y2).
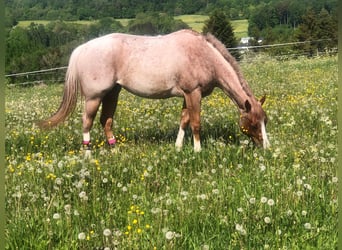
(304, 183, 312, 190)
(165, 231, 175, 240)
(301, 210, 307, 216)
(53, 213, 61, 220)
(235, 224, 246, 235)
(78, 232, 86, 240)
(103, 228, 111, 237)
(304, 223, 312, 230)
(261, 196, 268, 203)
(249, 197, 256, 204)
(264, 217, 271, 224)
(267, 199, 275, 206)
(296, 191, 303, 197)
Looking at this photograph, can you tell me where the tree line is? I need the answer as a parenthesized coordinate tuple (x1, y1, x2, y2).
(5, 0, 338, 83)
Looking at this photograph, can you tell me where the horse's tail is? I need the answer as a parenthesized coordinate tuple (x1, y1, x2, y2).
(38, 49, 80, 129)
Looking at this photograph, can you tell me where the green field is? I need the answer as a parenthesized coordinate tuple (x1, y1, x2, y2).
(17, 15, 248, 38)
(5, 56, 337, 249)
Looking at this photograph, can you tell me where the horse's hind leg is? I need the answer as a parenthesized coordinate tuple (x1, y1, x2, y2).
(100, 84, 122, 146)
(175, 99, 190, 151)
(83, 98, 102, 150)
(184, 90, 202, 152)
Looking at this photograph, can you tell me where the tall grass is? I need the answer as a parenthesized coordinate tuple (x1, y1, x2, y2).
(5, 56, 337, 249)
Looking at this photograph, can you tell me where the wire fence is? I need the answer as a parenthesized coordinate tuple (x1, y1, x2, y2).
(5, 39, 337, 87)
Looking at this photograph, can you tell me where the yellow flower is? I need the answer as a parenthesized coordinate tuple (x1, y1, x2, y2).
(133, 219, 138, 224)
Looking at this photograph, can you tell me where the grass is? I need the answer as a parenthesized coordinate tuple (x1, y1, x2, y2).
(5, 55, 337, 249)
(16, 15, 248, 39)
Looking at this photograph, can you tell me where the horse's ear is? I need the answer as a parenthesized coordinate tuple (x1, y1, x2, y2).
(260, 95, 266, 106)
(245, 100, 252, 112)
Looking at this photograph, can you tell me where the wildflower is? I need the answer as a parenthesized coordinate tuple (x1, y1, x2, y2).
(165, 231, 175, 240)
(53, 213, 61, 220)
(249, 197, 256, 204)
(103, 228, 111, 237)
(78, 232, 86, 240)
(260, 196, 268, 203)
(264, 217, 271, 224)
(304, 183, 312, 190)
(267, 199, 275, 206)
(133, 219, 138, 225)
(235, 224, 246, 235)
(304, 223, 312, 230)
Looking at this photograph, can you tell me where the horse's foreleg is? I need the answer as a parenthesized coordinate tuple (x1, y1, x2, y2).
(100, 85, 122, 146)
(82, 98, 101, 152)
(175, 100, 190, 151)
(184, 89, 202, 152)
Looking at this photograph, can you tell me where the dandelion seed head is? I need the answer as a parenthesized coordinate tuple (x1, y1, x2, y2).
(53, 213, 61, 220)
(78, 232, 86, 240)
(304, 223, 312, 229)
(103, 228, 111, 237)
(165, 231, 175, 240)
(267, 199, 275, 206)
(261, 196, 268, 203)
(264, 217, 271, 224)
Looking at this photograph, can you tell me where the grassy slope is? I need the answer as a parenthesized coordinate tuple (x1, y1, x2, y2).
(17, 15, 248, 39)
(5, 56, 337, 249)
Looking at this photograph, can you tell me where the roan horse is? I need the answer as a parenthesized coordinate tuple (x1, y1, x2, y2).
(39, 29, 270, 152)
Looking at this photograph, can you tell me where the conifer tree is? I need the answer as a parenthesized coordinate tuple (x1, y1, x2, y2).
(202, 10, 240, 60)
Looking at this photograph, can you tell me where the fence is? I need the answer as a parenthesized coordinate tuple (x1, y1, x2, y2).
(5, 39, 337, 87)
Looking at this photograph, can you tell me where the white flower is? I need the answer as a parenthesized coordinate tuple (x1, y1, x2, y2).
(103, 228, 112, 237)
(248, 197, 256, 204)
(267, 199, 275, 206)
(261, 197, 268, 203)
(53, 213, 61, 220)
(264, 217, 271, 224)
(212, 189, 219, 195)
(301, 210, 307, 216)
(304, 183, 312, 190)
(259, 164, 266, 171)
(165, 231, 175, 240)
(78, 232, 86, 240)
(304, 223, 312, 230)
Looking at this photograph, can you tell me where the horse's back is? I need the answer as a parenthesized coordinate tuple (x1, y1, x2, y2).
(71, 30, 215, 98)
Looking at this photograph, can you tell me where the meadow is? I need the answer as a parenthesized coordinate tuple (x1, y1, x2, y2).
(5, 55, 337, 249)
(17, 15, 248, 38)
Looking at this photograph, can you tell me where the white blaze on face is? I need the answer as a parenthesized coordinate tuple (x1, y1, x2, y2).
(261, 120, 270, 149)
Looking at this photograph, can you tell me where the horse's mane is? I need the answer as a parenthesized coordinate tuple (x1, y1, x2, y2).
(204, 33, 252, 97)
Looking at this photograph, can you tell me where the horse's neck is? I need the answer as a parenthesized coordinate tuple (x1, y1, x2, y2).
(217, 69, 255, 111)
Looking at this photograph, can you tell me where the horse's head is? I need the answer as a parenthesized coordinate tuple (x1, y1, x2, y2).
(239, 96, 270, 148)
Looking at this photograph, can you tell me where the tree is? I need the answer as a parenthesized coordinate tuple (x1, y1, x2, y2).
(295, 8, 337, 56)
(202, 10, 240, 60)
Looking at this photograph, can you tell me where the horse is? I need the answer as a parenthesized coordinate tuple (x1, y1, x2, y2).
(38, 29, 270, 152)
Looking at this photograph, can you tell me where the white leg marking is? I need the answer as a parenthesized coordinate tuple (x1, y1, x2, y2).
(261, 121, 270, 149)
(193, 137, 201, 152)
(175, 127, 185, 151)
(83, 132, 90, 142)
